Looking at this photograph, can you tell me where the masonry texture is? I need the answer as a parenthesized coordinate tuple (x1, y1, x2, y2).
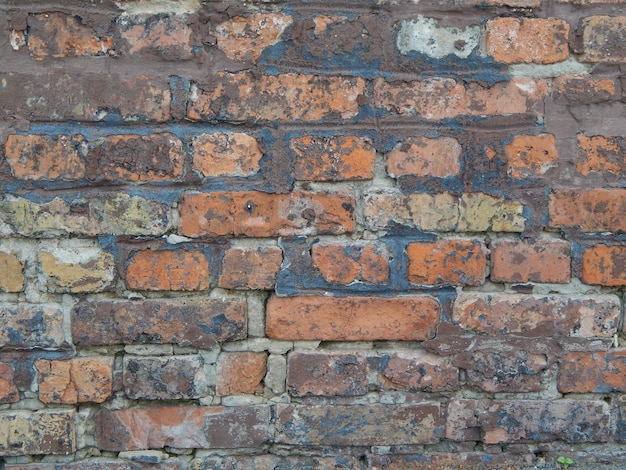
(0, 0, 625, 468)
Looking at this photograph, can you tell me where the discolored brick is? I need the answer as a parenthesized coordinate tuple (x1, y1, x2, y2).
(118, 13, 193, 59)
(386, 136, 461, 178)
(549, 188, 626, 232)
(458, 193, 526, 232)
(126, 250, 209, 291)
(559, 350, 626, 393)
(192, 133, 263, 178)
(178, 191, 354, 238)
(504, 134, 559, 178)
(311, 241, 390, 284)
(582, 245, 626, 286)
(406, 239, 488, 286)
(490, 239, 571, 283)
(552, 76, 619, 105)
(0, 363, 19, 404)
(266, 295, 440, 341)
(191, 455, 360, 470)
(0, 410, 75, 456)
(581, 16, 626, 63)
(367, 453, 537, 470)
(378, 350, 459, 392)
(576, 134, 625, 176)
(39, 250, 115, 293)
(0, 252, 24, 293)
(216, 352, 267, 396)
(219, 247, 282, 290)
(0, 304, 67, 350)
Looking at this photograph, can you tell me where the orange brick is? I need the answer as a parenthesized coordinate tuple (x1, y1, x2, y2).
(504, 134, 558, 178)
(582, 245, 626, 286)
(312, 242, 390, 284)
(126, 250, 209, 291)
(216, 352, 267, 396)
(581, 16, 626, 63)
(4, 135, 86, 180)
(36, 357, 113, 404)
(0, 363, 19, 404)
(178, 191, 354, 238)
(552, 76, 618, 104)
(219, 247, 283, 289)
(386, 137, 461, 178)
(406, 240, 487, 286)
(549, 188, 626, 232)
(576, 134, 625, 176)
(192, 133, 263, 177)
(0, 252, 24, 293)
(491, 239, 571, 283)
(487, 18, 570, 64)
(187, 73, 365, 122)
(291, 135, 375, 181)
(266, 295, 440, 341)
(559, 350, 626, 393)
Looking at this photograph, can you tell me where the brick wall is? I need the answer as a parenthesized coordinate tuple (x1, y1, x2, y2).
(0, 0, 625, 468)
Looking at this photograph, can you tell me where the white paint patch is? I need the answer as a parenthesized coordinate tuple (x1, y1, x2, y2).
(114, 0, 201, 14)
(397, 16, 480, 59)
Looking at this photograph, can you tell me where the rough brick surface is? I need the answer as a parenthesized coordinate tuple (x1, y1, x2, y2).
(126, 250, 210, 291)
(581, 16, 626, 63)
(0, 304, 67, 350)
(559, 350, 626, 393)
(219, 247, 282, 289)
(386, 136, 462, 178)
(216, 352, 267, 396)
(490, 239, 571, 283)
(311, 241, 390, 284)
(0, 411, 75, 456)
(582, 245, 626, 286)
(192, 132, 263, 178)
(577, 134, 625, 175)
(0, 252, 24, 292)
(549, 189, 626, 232)
(504, 134, 559, 178)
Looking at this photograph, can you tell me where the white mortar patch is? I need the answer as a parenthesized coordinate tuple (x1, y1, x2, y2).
(397, 16, 480, 59)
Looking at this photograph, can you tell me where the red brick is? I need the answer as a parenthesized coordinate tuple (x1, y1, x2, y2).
(219, 247, 282, 290)
(35, 357, 113, 404)
(178, 191, 355, 238)
(96, 406, 270, 451)
(71, 298, 246, 348)
(4, 135, 86, 180)
(552, 76, 619, 105)
(386, 136, 461, 178)
(453, 293, 619, 337)
(504, 134, 558, 178)
(27, 13, 113, 60)
(266, 295, 440, 341)
(192, 133, 263, 178)
(581, 16, 626, 63)
(215, 13, 292, 63)
(126, 250, 209, 291)
(490, 239, 571, 283)
(487, 18, 570, 64)
(191, 456, 360, 470)
(0, 73, 170, 123)
(406, 239, 488, 286)
(582, 245, 626, 286)
(549, 188, 626, 232)
(576, 134, 625, 176)
(374, 77, 547, 119)
(118, 13, 193, 59)
(287, 351, 368, 397)
(311, 241, 390, 284)
(0, 304, 67, 350)
(0, 410, 75, 456)
(290, 135, 375, 181)
(0, 252, 24, 293)
(216, 352, 267, 396)
(187, 73, 365, 122)
(378, 351, 459, 392)
(276, 404, 441, 446)
(559, 350, 626, 393)
(86, 133, 184, 182)
(0, 363, 19, 404)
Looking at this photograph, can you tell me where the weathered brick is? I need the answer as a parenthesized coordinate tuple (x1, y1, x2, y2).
(552, 76, 619, 105)
(178, 191, 354, 238)
(374, 78, 547, 119)
(458, 193, 526, 232)
(216, 352, 267, 396)
(86, 133, 184, 182)
(582, 245, 626, 286)
(96, 406, 270, 451)
(576, 134, 625, 176)
(490, 239, 571, 283)
(549, 188, 626, 232)
(126, 250, 209, 291)
(0, 73, 170, 122)
(187, 73, 365, 122)
(406, 239, 487, 286)
(39, 249, 115, 293)
(386, 136, 462, 178)
(0, 252, 24, 293)
(124, 355, 205, 400)
(4, 134, 86, 180)
(191, 455, 360, 470)
(0, 410, 75, 456)
(486, 18, 569, 64)
(275, 404, 441, 446)
(453, 294, 619, 337)
(0, 363, 20, 404)
(192, 133, 263, 178)
(6, 462, 181, 470)
(367, 453, 537, 470)
(27, 13, 114, 60)
(266, 295, 440, 341)
(118, 13, 193, 59)
(559, 350, 626, 393)
(219, 247, 282, 290)
(446, 399, 482, 441)
(36, 357, 113, 404)
(287, 351, 368, 397)
(311, 241, 390, 284)
(0, 194, 170, 237)
(581, 16, 626, 63)
(71, 298, 246, 348)
(290, 135, 375, 181)
(504, 134, 559, 178)
(378, 350, 459, 392)
(215, 13, 292, 63)
(0, 304, 67, 350)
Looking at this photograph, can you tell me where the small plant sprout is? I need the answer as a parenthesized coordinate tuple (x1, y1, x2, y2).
(557, 456, 574, 469)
